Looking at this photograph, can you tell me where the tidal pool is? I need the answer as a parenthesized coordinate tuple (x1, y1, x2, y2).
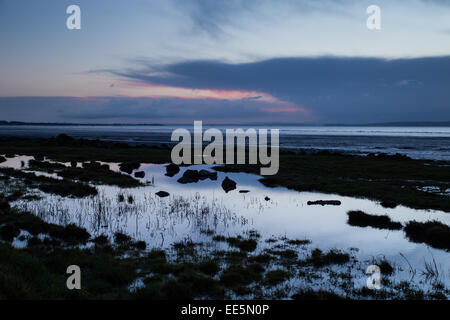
(3, 156, 450, 291)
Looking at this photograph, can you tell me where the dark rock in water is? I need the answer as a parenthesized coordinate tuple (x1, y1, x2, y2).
(307, 200, 341, 206)
(222, 176, 236, 193)
(177, 169, 200, 184)
(0, 156, 6, 164)
(264, 196, 270, 201)
(165, 163, 180, 177)
(239, 190, 250, 193)
(177, 169, 217, 184)
(156, 191, 170, 198)
(198, 169, 217, 181)
(70, 160, 77, 168)
(134, 171, 145, 178)
(119, 161, 140, 174)
(380, 201, 398, 209)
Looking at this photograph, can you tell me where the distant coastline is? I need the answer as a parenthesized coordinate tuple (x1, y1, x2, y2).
(325, 121, 450, 127)
(1, 120, 450, 127)
(0, 121, 165, 126)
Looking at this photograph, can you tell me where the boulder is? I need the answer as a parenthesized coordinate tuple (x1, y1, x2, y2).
(380, 201, 398, 209)
(176, 169, 217, 184)
(198, 169, 218, 181)
(134, 171, 145, 178)
(264, 196, 270, 201)
(307, 200, 341, 206)
(165, 163, 180, 177)
(221, 176, 236, 193)
(119, 162, 140, 174)
(239, 190, 250, 193)
(177, 169, 200, 184)
(156, 191, 170, 198)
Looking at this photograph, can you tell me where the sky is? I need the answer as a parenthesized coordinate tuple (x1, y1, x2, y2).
(0, 0, 450, 124)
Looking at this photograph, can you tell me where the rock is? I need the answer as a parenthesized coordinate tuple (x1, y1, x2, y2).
(134, 171, 145, 178)
(380, 201, 398, 209)
(307, 200, 341, 206)
(239, 190, 250, 193)
(222, 176, 236, 193)
(156, 191, 170, 198)
(119, 162, 140, 174)
(264, 196, 270, 201)
(198, 169, 218, 181)
(165, 163, 180, 177)
(176, 169, 217, 184)
(177, 169, 200, 184)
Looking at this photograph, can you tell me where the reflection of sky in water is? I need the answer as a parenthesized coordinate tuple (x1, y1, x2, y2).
(3, 157, 450, 287)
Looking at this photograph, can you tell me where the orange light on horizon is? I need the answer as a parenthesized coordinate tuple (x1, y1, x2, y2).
(114, 82, 293, 106)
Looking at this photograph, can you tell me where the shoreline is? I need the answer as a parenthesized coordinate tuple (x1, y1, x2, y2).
(0, 135, 449, 300)
(1, 135, 450, 212)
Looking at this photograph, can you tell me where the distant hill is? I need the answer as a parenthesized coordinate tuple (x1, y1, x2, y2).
(0, 121, 164, 126)
(1, 120, 450, 127)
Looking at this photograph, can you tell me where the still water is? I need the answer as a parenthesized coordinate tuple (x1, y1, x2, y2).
(3, 157, 449, 288)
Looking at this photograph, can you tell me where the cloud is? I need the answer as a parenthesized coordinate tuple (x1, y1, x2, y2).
(0, 96, 311, 124)
(3, 55, 450, 124)
(101, 55, 450, 123)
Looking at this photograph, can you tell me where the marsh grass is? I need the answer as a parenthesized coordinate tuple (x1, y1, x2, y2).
(347, 210, 403, 230)
(0, 168, 97, 198)
(301, 249, 351, 268)
(0, 198, 448, 300)
(404, 220, 450, 251)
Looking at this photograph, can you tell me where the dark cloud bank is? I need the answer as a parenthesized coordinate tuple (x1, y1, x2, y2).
(2, 56, 450, 124)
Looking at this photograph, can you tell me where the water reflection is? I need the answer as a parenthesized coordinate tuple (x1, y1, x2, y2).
(3, 156, 450, 287)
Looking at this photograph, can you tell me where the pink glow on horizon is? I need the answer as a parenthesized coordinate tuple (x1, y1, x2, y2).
(114, 82, 293, 106)
(262, 106, 308, 113)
